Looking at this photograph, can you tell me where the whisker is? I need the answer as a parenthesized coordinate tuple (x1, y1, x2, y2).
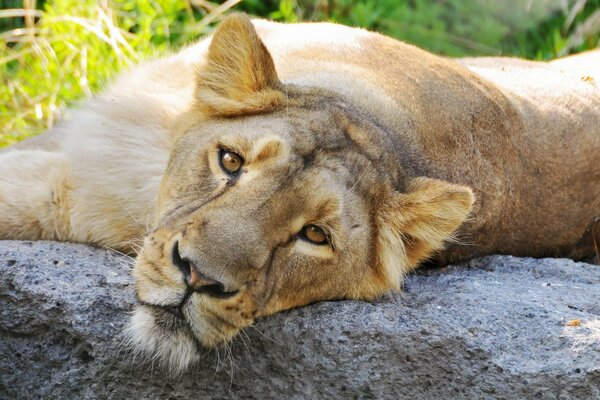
(124, 207, 153, 236)
(101, 244, 136, 261)
(241, 328, 252, 345)
(145, 213, 153, 235)
(224, 342, 235, 388)
(127, 240, 143, 255)
(236, 328, 251, 353)
(349, 167, 368, 192)
(249, 324, 283, 346)
(213, 346, 221, 376)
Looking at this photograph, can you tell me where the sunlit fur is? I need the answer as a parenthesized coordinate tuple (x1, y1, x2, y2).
(1, 14, 598, 373)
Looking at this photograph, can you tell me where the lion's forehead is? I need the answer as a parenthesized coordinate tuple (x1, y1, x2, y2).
(193, 103, 384, 183)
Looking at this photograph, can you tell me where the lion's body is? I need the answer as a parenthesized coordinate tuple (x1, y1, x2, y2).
(4, 20, 599, 259)
(1, 16, 598, 371)
(257, 22, 600, 260)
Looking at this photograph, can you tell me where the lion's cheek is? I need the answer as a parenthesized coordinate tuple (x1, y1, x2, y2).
(182, 290, 257, 347)
(256, 284, 324, 317)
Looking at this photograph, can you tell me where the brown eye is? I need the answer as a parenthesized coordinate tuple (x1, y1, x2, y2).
(219, 149, 243, 175)
(301, 224, 328, 245)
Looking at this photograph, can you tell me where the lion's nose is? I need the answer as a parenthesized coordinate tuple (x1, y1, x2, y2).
(171, 241, 239, 299)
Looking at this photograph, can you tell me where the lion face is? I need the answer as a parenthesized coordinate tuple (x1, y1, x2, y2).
(128, 14, 474, 374)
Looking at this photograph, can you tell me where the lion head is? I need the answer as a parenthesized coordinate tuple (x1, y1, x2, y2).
(127, 14, 474, 374)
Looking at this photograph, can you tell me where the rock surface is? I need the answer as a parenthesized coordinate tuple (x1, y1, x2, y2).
(0, 240, 599, 399)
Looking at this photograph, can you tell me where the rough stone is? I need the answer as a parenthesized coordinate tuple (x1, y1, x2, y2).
(0, 240, 599, 399)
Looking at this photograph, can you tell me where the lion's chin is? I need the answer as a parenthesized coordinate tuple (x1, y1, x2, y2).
(124, 303, 249, 375)
(124, 305, 202, 376)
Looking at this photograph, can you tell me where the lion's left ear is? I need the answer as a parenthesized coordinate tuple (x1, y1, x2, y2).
(195, 13, 284, 117)
(376, 177, 475, 289)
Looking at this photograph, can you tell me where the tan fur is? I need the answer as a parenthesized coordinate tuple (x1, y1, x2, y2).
(195, 15, 284, 117)
(376, 178, 474, 287)
(1, 14, 598, 372)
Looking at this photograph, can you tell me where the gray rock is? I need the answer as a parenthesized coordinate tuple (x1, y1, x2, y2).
(0, 240, 598, 399)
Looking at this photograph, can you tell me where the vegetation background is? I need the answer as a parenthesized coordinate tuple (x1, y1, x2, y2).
(1, 0, 599, 147)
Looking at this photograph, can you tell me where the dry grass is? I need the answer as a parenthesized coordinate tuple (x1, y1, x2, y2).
(0, 0, 240, 148)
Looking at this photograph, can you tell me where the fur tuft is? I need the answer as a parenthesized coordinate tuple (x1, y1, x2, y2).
(375, 177, 475, 287)
(123, 307, 200, 377)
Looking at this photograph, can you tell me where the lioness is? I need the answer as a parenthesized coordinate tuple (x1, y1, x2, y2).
(1, 13, 599, 373)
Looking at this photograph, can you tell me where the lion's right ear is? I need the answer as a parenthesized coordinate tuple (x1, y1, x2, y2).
(195, 13, 284, 117)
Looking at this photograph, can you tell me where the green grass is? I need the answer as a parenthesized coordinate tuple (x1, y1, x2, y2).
(1, 0, 598, 147)
(254, 0, 600, 57)
(0, 0, 240, 147)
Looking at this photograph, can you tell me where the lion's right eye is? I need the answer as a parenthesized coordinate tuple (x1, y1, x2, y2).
(299, 225, 329, 245)
(219, 149, 244, 175)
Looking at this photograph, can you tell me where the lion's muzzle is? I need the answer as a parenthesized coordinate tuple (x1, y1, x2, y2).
(128, 232, 259, 373)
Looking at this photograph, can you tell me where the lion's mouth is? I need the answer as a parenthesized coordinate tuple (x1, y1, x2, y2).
(137, 301, 193, 333)
(132, 291, 254, 346)
(163, 303, 186, 320)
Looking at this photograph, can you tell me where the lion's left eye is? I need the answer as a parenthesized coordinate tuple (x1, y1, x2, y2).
(300, 225, 329, 245)
(219, 149, 244, 175)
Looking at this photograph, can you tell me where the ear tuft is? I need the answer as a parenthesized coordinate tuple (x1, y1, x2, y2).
(195, 13, 284, 117)
(375, 177, 475, 289)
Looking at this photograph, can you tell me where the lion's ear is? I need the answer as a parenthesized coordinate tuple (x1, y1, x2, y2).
(376, 177, 475, 288)
(195, 13, 284, 117)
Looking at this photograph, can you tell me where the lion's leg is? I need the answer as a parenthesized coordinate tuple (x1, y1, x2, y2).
(0, 150, 72, 241)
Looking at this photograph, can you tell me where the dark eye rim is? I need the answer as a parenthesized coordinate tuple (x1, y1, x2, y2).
(298, 224, 330, 246)
(218, 148, 244, 176)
